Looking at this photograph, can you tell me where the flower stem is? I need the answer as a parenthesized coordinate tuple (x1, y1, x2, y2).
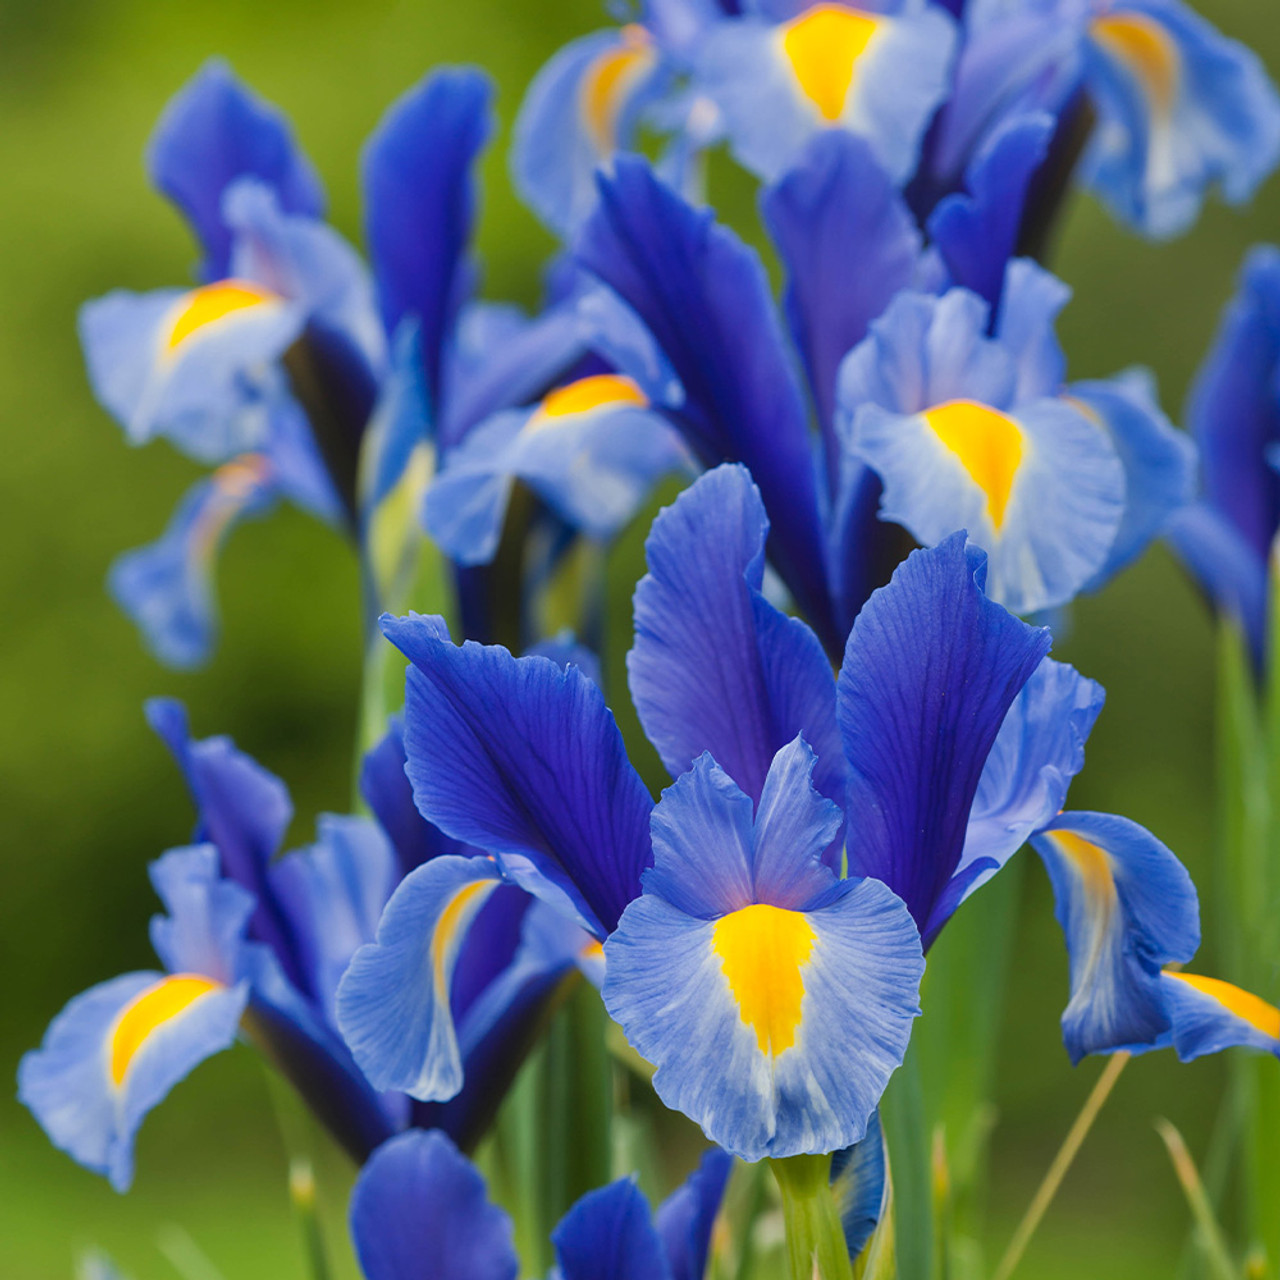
(771, 1153, 854, 1280)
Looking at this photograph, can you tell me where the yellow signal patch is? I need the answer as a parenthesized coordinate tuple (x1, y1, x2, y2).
(1166, 972, 1280, 1040)
(166, 279, 278, 352)
(713, 903, 816, 1056)
(1091, 12, 1180, 117)
(432, 880, 496, 1001)
(581, 25, 657, 154)
(108, 974, 223, 1087)
(780, 4, 880, 124)
(923, 399, 1025, 530)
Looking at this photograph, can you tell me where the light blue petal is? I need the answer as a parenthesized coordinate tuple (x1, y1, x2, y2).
(1082, 0, 1280, 238)
(513, 29, 665, 236)
(1071, 369, 1196, 588)
(603, 873, 922, 1161)
(268, 816, 398, 1028)
(695, 4, 957, 184)
(148, 844, 256, 983)
(628, 466, 845, 814)
(18, 970, 247, 1191)
(1158, 971, 1280, 1061)
(836, 288, 1017, 419)
(336, 855, 503, 1100)
(78, 286, 302, 463)
(605, 746, 921, 1161)
(851, 394, 1125, 615)
(109, 457, 278, 669)
(226, 178, 386, 384)
(1032, 811, 1200, 1061)
(425, 397, 691, 566)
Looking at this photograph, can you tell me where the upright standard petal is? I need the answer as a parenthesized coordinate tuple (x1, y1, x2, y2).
(146, 59, 325, 279)
(927, 112, 1055, 314)
(337, 855, 503, 1100)
(1185, 245, 1280, 563)
(962, 658, 1105, 883)
(1166, 502, 1268, 670)
(839, 536, 1052, 946)
(349, 1130, 519, 1280)
(18, 970, 247, 1191)
(694, 3, 957, 184)
(761, 131, 921, 443)
(513, 27, 664, 236)
(629, 466, 845, 817)
(268, 816, 398, 1028)
(578, 158, 834, 641)
(363, 69, 492, 397)
(655, 1148, 735, 1280)
(1070, 370, 1196, 588)
(360, 716, 468, 878)
(380, 614, 654, 936)
(1081, 0, 1280, 238)
(147, 844, 256, 983)
(604, 747, 923, 1161)
(554, 1179, 674, 1280)
(1032, 812, 1200, 1062)
(146, 699, 309, 993)
(108, 457, 277, 669)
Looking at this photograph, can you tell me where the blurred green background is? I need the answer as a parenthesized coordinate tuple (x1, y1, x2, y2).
(0, 0, 1276, 1274)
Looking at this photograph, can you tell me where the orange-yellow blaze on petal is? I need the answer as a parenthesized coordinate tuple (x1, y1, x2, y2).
(581, 25, 657, 154)
(781, 4, 880, 124)
(1165, 972, 1280, 1040)
(432, 881, 495, 1000)
(166, 280, 278, 353)
(191, 454, 272, 563)
(580, 940, 605, 961)
(1091, 13, 1180, 117)
(540, 373, 649, 419)
(923, 399, 1025, 529)
(1046, 829, 1117, 986)
(108, 974, 223, 1087)
(712, 904, 816, 1056)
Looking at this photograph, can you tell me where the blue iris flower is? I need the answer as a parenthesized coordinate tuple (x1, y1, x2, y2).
(19, 700, 590, 1189)
(937, 0, 1280, 240)
(1167, 246, 1280, 669)
(570, 154, 1190, 647)
(511, 0, 735, 236)
(84, 60, 604, 666)
(837, 257, 1195, 615)
(343, 462, 1187, 1160)
(349, 1128, 733, 1280)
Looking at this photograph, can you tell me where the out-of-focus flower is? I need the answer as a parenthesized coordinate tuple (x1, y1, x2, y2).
(1168, 246, 1280, 668)
(348, 1127, 733, 1280)
(18, 697, 591, 1189)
